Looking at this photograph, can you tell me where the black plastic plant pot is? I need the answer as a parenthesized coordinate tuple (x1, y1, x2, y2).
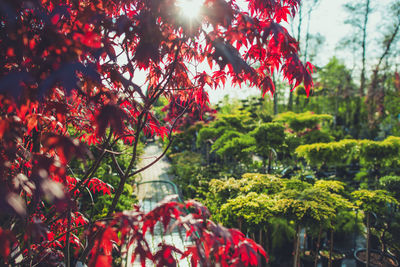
(319, 250, 345, 267)
(300, 251, 318, 267)
(300, 257, 315, 267)
(354, 248, 399, 267)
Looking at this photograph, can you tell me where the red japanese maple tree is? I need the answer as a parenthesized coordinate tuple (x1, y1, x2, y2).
(0, 0, 313, 266)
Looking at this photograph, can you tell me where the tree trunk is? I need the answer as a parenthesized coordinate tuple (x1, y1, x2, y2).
(334, 86, 340, 128)
(265, 227, 269, 256)
(259, 227, 266, 267)
(359, 0, 370, 98)
(274, 91, 278, 115)
(273, 74, 278, 115)
(366, 20, 399, 128)
(366, 212, 370, 267)
(267, 155, 272, 174)
(353, 98, 361, 138)
(303, 3, 316, 63)
(288, 4, 303, 112)
(294, 225, 301, 267)
(329, 228, 334, 267)
(314, 225, 322, 267)
(262, 158, 267, 174)
(288, 91, 294, 111)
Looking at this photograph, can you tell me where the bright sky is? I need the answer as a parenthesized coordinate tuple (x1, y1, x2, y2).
(303, 0, 349, 65)
(309, 0, 393, 66)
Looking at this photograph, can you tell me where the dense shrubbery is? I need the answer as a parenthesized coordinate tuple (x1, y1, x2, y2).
(168, 103, 400, 265)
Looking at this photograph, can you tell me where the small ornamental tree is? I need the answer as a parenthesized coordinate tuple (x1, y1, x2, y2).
(0, 0, 312, 265)
(352, 189, 398, 266)
(196, 111, 256, 173)
(249, 122, 285, 173)
(275, 111, 333, 168)
(359, 136, 400, 184)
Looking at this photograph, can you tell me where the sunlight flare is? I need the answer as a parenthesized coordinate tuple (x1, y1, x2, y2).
(176, 0, 205, 20)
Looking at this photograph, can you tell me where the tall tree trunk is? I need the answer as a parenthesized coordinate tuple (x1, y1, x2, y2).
(314, 225, 322, 267)
(329, 228, 334, 267)
(366, 20, 400, 127)
(273, 74, 278, 115)
(265, 227, 269, 258)
(259, 227, 265, 267)
(359, 0, 371, 98)
(366, 212, 370, 267)
(334, 86, 340, 128)
(353, 98, 362, 138)
(267, 153, 272, 174)
(288, 4, 303, 111)
(294, 225, 301, 267)
(303, 2, 317, 63)
(274, 90, 278, 115)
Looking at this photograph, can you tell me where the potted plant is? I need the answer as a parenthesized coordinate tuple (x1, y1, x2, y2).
(319, 249, 345, 267)
(276, 179, 352, 267)
(352, 189, 399, 267)
(301, 250, 318, 267)
(354, 248, 399, 267)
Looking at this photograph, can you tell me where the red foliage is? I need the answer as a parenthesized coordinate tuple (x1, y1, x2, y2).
(0, 228, 15, 263)
(162, 91, 217, 131)
(87, 178, 114, 196)
(0, 0, 311, 265)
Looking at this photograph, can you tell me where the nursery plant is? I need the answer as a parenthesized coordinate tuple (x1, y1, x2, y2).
(276, 179, 352, 267)
(249, 122, 286, 173)
(352, 189, 398, 267)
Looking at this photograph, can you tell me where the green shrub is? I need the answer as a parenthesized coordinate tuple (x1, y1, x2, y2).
(295, 139, 358, 167)
(380, 175, 400, 199)
(302, 130, 333, 144)
(220, 192, 276, 228)
(274, 111, 332, 133)
(169, 151, 203, 198)
(359, 137, 400, 169)
(196, 126, 219, 148)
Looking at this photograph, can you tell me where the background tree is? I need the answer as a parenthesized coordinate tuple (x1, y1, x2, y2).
(287, 0, 321, 110)
(341, 0, 372, 137)
(365, 1, 400, 128)
(352, 189, 398, 266)
(343, 0, 372, 98)
(316, 57, 357, 134)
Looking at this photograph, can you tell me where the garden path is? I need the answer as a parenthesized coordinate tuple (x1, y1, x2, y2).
(125, 142, 191, 267)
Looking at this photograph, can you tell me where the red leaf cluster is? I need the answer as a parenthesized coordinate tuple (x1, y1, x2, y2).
(87, 178, 114, 196)
(86, 200, 267, 267)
